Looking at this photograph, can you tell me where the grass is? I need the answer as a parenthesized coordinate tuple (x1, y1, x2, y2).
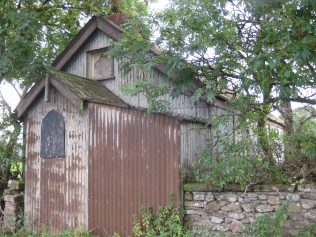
(0, 228, 93, 237)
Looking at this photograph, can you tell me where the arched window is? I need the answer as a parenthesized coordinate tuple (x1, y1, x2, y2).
(40, 110, 65, 158)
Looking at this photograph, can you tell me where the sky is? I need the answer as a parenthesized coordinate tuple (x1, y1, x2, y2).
(0, 81, 21, 109)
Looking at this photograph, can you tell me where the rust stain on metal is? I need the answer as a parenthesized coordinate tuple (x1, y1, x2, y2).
(40, 158, 66, 232)
(24, 86, 180, 236)
(88, 104, 180, 236)
(24, 87, 88, 232)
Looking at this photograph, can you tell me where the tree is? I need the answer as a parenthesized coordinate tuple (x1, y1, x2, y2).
(111, 0, 316, 160)
(0, 0, 150, 181)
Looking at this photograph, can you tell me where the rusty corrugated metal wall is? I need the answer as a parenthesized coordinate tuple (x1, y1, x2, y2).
(24, 86, 89, 232)
(88, 104, 180, 236)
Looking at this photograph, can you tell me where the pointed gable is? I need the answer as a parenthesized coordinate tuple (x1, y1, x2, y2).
(52, 16, 123, 70)
(16, 70, 127, 119)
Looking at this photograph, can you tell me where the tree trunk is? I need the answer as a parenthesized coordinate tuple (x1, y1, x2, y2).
(257, 105, 274, 162)
(279, 100, 295, 160)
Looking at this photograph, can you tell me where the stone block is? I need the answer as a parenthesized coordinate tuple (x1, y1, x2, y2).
(184, 192, 193, 201)
(301, 192, 316, 200)
(184, 214, 201, 222)
(8, 180, 24, 191)
(288, 213, 304, 221)
(288, 203, 303, 213)
(305, 209, 316, 220)
(226, 194, 238, 202)
(253, 184, 293, 192)
(228, 212, 245, 220)
(242, 204, 254, 213)
(198, 219, 212, 227)
(185, 210, 201, 215)
(246, 193, 258, 198)
(267, 196, 280, 205)
(221, 203, 242, 212)
(297, 184, 316, 192)
(224, 184, 244, 192)
(205, 201, 221, 211)
(205, 192, 214, 202)
(210, 216, 224, 224)
(301, 199, 316, 209)
(212, 224, 229, 231)
(255, 204, 274, 213)
(279, 192, 287, 200)
(193, 192, 206, 201)
(185, 201, 205, 208)
(292, 220, 309, 229)
(241, 218, 251, 224)
(231, 220, 244, 233)
(219, 201, 228, 206)
(238, 197, 244, 203)
(214, 210, 228, 219)
(216, 194, 227, 201)
(286, 194, 301, 202)
(284, 229, 300, 237)
(258, 194, 267, 200)
(4, 194, 23, 203)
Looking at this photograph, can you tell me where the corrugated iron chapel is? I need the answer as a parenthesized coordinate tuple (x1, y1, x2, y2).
(16, 15, 273, 236)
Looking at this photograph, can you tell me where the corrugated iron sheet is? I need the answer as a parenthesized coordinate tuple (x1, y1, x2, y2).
(40, 158, 66, 231)
(88, 104, 180, 236)
(24, 87, 88, 232)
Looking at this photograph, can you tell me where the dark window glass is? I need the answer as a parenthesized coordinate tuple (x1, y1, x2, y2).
(40, 110, 65, 158)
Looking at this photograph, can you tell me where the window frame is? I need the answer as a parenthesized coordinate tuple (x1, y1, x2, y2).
(86, 47, 115, 80)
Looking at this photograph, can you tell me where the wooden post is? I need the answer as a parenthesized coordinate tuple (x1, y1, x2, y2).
(44, 75, 50, 102)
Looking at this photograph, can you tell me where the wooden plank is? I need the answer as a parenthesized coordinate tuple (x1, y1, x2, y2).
(96, 17, 123, 41)
(16, 80, 45, 119)
(50, 77, 82, 109)
(53, 17, 98, 70)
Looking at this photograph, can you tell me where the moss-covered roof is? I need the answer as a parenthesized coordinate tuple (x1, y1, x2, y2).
(50, 70, 127, 108)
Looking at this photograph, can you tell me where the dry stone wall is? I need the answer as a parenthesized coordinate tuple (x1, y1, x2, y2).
(3, 180, 24, 232)
(184, 183, 316, 236)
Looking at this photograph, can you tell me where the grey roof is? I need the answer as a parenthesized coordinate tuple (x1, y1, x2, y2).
(16, 70, 128, 119)
(51, 70, 127, 107)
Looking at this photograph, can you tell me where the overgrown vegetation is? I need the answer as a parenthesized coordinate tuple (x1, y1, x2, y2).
(0, 228, 93, 237)
(189, 107, 316, 190)
(280, 106, 316, 181)
(242, 202, 289, 237)
(132, 196, 191, 237)
(190, 115, 282, 189)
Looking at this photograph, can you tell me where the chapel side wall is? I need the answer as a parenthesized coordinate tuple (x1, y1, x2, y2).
(180, 122, 212, 169)
(24, 87, 89, 230)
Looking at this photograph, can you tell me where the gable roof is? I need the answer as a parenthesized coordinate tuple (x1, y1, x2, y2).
(52, 16, 167, 75)
(16, 70, 128, 119)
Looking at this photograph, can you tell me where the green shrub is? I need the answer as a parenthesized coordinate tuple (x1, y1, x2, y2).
(243, 202, 289, 237)
(191, 114, 288, 190)
(192, 141, 287, 190)
(298, 224, 316, 237)
(132, 197, 191, 237)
